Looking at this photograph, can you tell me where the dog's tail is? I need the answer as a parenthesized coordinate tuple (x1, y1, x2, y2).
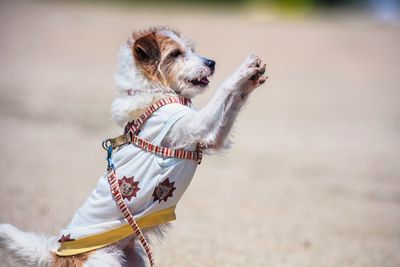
(0, 223, 57, 267)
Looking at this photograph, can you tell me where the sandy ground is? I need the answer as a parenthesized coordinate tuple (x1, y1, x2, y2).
(0, 1, 399, 266)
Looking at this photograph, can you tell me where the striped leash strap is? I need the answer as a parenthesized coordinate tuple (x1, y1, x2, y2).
(103, 133, 203, 164)
(102, 96, 203, 164)
(131, 135, 203, 164)
(105, 146, 156, 267)
(102, 133, 204, 164)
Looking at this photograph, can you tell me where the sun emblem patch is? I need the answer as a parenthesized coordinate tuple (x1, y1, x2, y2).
(118, 176, 140, 201)
(152, 177, 176, 203)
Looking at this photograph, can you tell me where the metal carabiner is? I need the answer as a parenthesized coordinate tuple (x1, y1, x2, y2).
(102, 139, 112, 150)
(102, 139, 114, 170)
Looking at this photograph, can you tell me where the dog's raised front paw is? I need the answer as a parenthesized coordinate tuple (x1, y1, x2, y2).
(229, 55, 268, 97)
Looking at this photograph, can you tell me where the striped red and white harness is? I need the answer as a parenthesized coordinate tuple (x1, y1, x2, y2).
(102, 96, 203, 267)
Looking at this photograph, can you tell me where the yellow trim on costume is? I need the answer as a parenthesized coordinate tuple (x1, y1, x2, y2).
(55, 207, 176, 256)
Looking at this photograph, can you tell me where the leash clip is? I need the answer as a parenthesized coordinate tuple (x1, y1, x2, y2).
(102, 134, 132, 151)
(102, 139, 112, 150)
(102, 139, 114, 170)
(106, 146, 114, 170)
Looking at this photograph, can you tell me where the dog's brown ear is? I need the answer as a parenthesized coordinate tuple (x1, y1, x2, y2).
(133, 33, 160, 65)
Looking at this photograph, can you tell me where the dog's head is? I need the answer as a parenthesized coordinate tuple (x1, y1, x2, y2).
(115, 27, 215, 98)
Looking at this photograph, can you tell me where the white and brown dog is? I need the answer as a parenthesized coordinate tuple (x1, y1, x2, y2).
(0, 26, 267, 267)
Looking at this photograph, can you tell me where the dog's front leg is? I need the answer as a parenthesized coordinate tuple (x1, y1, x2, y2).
(205, 55, 267, 150)
(165, 55, 267, 150)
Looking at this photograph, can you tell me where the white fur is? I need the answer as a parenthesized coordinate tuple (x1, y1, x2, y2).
(114, 43, 153, 95)
(111, 94, 160, 128)
(0, 28, 266, 266)
(176, 50, 212, 98)
(84, 246, 125, 267)
(0, 224, 57, 267)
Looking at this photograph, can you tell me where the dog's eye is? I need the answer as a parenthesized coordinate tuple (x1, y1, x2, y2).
(168, 50, 182, 59)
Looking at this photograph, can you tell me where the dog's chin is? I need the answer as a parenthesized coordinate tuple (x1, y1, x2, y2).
(175, 80, 210, 99)
(171, 73, 213, 98)
(188, 76, 210, 88)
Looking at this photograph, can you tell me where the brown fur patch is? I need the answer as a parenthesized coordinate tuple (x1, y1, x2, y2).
(131, 26, 180, 41)
(133, 32, 161, 83)
(130, 27, 185, 88)
(157, 35, 184, 88)
(51, 252, 92, 267)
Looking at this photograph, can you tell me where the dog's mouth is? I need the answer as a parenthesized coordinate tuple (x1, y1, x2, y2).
(189, 76, 210, 87)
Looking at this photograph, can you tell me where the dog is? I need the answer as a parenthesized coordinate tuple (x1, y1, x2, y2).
(0, 26, 267, 267)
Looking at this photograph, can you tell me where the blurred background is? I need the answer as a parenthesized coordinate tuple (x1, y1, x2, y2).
(0, 0, 399, 266)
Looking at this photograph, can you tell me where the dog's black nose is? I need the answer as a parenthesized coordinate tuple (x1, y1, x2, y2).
(203, 58, 216, 70)
(205, 59, 215, 68)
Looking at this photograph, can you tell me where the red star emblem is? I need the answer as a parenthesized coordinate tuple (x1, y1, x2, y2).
(118, 176, 140, 201)
(152, 177, 176, 203)
(58, 234, 75, 243)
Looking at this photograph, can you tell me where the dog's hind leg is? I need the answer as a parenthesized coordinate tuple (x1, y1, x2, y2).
(83, 246, 125, 267)
(0, 223, 57, 267)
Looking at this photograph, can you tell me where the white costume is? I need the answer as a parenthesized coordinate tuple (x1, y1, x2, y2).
(56, 99, 199, 256)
